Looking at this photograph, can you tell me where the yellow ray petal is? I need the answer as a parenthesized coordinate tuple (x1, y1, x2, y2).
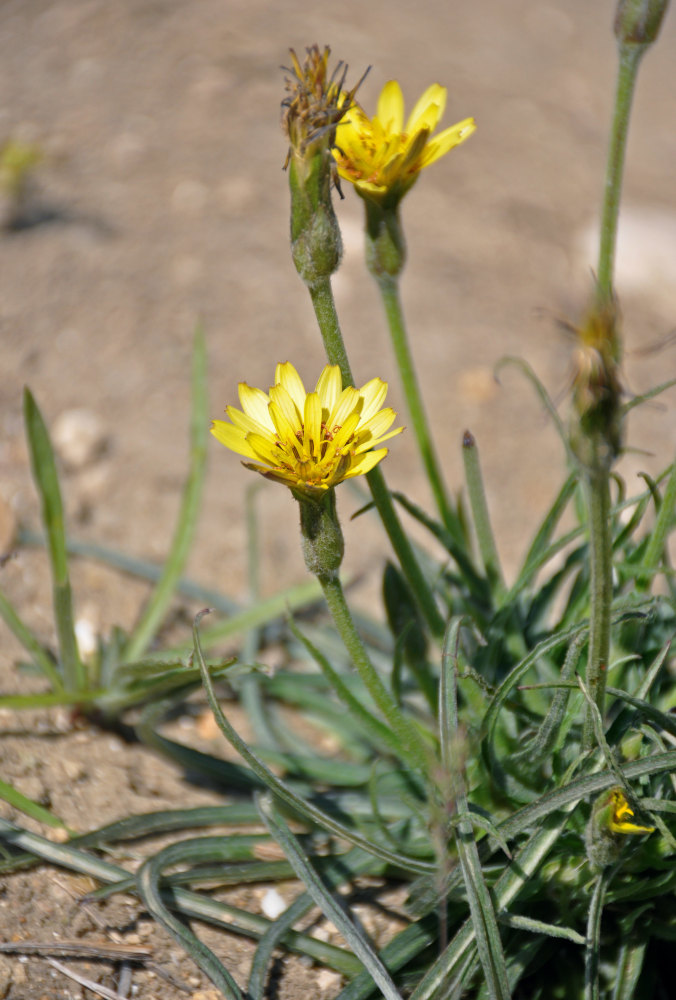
(268, 400, 300, 450)
(355, 424, 404, 453)
(422, 118, 476, 167)
(276, 362, 307, 414)
(356, 407, 399, 443)
(303, 391, 323, 457)
(269, 384, 303, 433)
(246, 431, 282, 467)
(345, 448, 388, 477)
(328, 386, 361, 430)
(225, 404, 271, 438)
(376, 81, 404, 135)
(358, 378, 388, 422)
(315, 364, 343, 416)
(406, 83, 446, 133)
(238, 384, 274, 430)
(211, 420, 259, 460)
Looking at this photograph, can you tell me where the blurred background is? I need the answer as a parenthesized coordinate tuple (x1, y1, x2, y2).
(2, 0, 675, 646)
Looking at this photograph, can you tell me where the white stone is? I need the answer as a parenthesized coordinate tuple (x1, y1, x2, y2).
(261, 887, 287, 919)
(52, 409, 107, 471)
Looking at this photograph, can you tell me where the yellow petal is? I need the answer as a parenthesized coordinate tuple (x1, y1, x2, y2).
(328, 386, 361, 430)
(330, 410, 361, 452)
(356, 408, 400, 445)
(211, 420, 259, 460)
(315, 364, 342, 416)
(238, 384, 275, 431)
(303, 392, 322, 457)
(358, 377, 388, 422)
(356, 424, 404, 453)
(276, 362, 307, 413)
(422, 118, 476, 167)
(225, 404, 268, 437)
(268, 399, 299, 448)
(376, 81, 404, 135)
(406, 83, 446, 133)
(246, 431, 282, 467)
(345, 448, 388, 477)
(269, 384, 302, 433)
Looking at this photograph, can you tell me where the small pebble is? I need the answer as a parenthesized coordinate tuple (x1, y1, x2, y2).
(261, 887, 286, 919)
(52, 409, 107, 471)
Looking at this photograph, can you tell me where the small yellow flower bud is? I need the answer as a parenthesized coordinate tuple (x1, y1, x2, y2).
(586, 787, 654, 868)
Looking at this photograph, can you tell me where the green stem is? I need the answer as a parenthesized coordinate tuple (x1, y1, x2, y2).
(307, 278, 445, 637)
(318, 572, 428, 772)
(307, 278, 353, 387)
(583, 458, 613, 749)
(378, 275, 462, 542)
(597, 44, 644, 301)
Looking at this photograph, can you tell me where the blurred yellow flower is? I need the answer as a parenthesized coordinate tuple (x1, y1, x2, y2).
(333, 80, 475, 204)
(608, 789, 654, 835)
(212, 362, 402, 497)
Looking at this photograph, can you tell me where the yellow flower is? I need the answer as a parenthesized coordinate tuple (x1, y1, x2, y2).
(607, 789, 655, 836)
(333, 80, 475, 205)
(211, 362, 403, 498)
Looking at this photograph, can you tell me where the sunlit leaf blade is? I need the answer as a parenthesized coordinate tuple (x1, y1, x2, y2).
(23, 388, 84, 693)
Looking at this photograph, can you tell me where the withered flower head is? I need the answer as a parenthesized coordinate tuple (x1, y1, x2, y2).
(281, 45, 366, 180)
(570, 298, 624, 469)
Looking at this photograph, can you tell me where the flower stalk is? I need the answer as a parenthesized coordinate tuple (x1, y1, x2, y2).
(596, 47, 641, 303)
(297, 491, 428, 771)
(308, 275, 446, 636)
(282, 47, 446, 636)
(577, 0, 668, 745)
(365, 200, 464, 542)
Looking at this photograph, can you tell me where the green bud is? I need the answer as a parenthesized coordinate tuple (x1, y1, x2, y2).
(614, 0, 670, 47)
(364, 199, 407, 280)
(298, 489, 344, 580)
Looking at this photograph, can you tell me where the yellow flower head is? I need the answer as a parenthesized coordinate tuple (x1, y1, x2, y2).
(333, 80, 475, 205)
(211, 362, 403, 498)
(607, 789, 655, 836)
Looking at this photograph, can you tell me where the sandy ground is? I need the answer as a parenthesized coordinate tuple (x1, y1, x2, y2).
(0, 0, 675, 996)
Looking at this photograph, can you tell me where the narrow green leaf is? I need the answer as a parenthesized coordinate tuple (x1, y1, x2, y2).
(585, 869, 611, 1000)
(511, 472, 578, 595)
(136, 842, 242, 999)
(639, 452, 676, 588)
(497, 911, 586, 946)
(23, 388, 84, 692)
(441, 622, 511, 1000)
(0, 586, 63, 690)
(257, 793, 404, 1000)
(248, 894, 314, 1000)
(612, 939, 648, 1000)
(462, 430, 505, 600)
(0, 777, 70, 831)
(495, 356, 570, 457)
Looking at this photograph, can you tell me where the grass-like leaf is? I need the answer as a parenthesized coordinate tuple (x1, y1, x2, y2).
(23, 388, 84, 692)
(257, 792, 405, 1000)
